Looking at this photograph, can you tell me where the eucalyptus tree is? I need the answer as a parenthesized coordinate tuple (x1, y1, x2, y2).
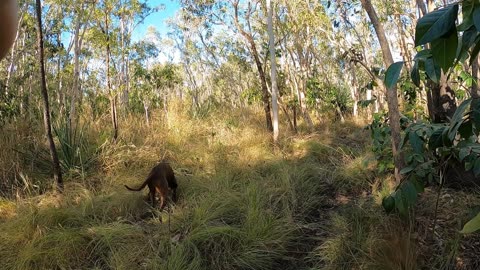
(180, 0, 273, 131)
(267, 0, 279, 142)
(35, 0, 63, 191)
(97, 0, 119, 140)
(166, 16, 202, 109)
(116, 0, 155, 107)
(277, 0, 334, 129)
(360, 0, 406, 182)
(66, 0, 97, 126)
(130, 39, 159, 125)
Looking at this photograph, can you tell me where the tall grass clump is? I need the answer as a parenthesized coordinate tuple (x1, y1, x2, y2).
(52, 117, 99, 177)
(0, 120, 43, 196)
(313, 203, 417, 270)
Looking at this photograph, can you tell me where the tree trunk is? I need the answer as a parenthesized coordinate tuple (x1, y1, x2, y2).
(360, 0, 405, 183)
(349, 62, 359, 117)
(35, 0, 63, 192)
(267, 0, 279, 142)
(286, 47, 313, 130)
(143, 100, 150, 127)
(105, 10, 118, 140)
(416, 0, 427, 17)
(472, 56, 480, 99)
(233, 1, 273, 132)
(69, 15, 81, 126)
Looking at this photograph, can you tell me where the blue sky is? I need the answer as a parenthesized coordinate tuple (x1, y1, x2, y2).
(132, 0, 180, 41)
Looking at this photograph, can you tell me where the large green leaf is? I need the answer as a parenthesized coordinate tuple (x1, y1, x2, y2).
(414, 49, 432, 60)
(382, 195, 395, 213)
(425, 58, 441, 83)
(451, 99, 472, 124)
(400, 166, 414, 175)
(473, 5, 480, 31)
(402, 181, 418, 205)
(411, 60, 421, 87)
(462, 26, 478, 50)
(415, 4, 459, 46)
(394, 189, 407, 216)
(429, 126, 446, 149)
(461, 212, 480, 233)
(459, 147, 471, 161)
(474, 158, 480, 176)
(458, 1, 475, 31)
(447, 99, 472, 142)
(410, 175, 425, 193)
(431, 31, 458, 71)
(409, 131, 424, 154)
(384, 61, 404, 89)
(469, 40, 480, 66)
(458, 120, 474, 138)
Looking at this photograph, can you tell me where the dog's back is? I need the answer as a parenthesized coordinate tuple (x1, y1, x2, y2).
(125, 161, 178, 209)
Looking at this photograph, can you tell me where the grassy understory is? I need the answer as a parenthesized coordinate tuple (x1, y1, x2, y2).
(1, 106, 479, 269)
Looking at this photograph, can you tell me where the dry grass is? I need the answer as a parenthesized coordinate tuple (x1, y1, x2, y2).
(0, 104, 479, 269)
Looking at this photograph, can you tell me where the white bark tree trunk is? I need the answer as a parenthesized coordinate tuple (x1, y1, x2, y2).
(267, 0, 279, 142)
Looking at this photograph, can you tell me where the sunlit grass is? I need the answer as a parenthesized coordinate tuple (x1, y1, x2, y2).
(1, 105, 476, 269)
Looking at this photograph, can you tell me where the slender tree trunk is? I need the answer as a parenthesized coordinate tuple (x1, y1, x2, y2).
(120, 3, 129, 107)
(69, 15, 81, 126)
(56, 33, 64, 115)
(144, 104, 150, 127)
(233, 1, 273, 132)
(105, 10, 118, 140)
(267, 0, 279, 142)
(360, 0, 405, 183)
(349, 62, 359, 117)
(287, 48, 313, 129)
(416, 0, 427, 17)
(249, 38, 273, 132)
(395, 13, 412, 73)
(472, 56, 480, 99)
(35, 0, 63, 192)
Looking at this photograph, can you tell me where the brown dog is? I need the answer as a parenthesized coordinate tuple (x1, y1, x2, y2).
(124, 162, 178, 210)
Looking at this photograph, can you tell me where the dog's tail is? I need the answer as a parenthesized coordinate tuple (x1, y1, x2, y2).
(124, 177, 149, 191)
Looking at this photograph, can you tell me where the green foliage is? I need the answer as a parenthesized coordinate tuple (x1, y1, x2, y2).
(378, 0, 480, 228)
(53, 118, 99, 178)
(129, 62, 182, 114)
(0, 86, 20, 126)
(19, 117, 99, 181)
(191, 96, 220, 119)
(384, 61, 404, 89)
(366, 112, 394, 174)
(461, 212, 480, 234)
(240, 86, 262, 105)
(384, 99, 480, 217)
(85, 90, 110, 119)
(306, 78, 353, 116)
(415, 4, 458, 46)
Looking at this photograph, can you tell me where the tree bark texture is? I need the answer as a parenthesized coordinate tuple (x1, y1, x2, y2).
(233, 1, 273, 132)
(35, 0, 63, 192)
(360, 0, 405, 183)
(267, 0, 279, 142)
